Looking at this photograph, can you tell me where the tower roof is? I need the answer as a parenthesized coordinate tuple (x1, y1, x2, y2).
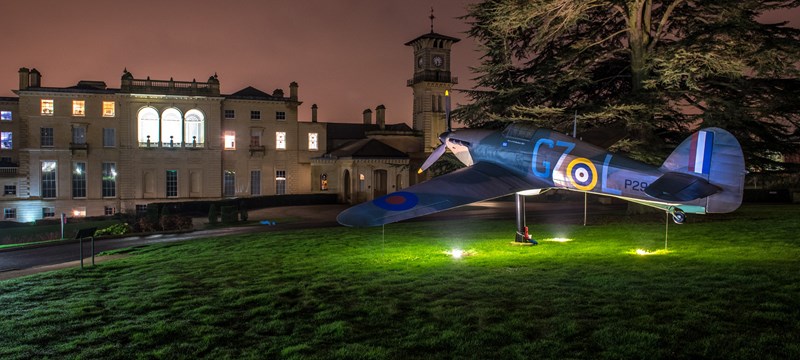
(404, 32, 460, 46)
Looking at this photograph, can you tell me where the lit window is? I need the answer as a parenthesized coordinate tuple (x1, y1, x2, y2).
(275, 170, 286, 195)
(223, 170, 235, 197)
(166, 170, 178, 197)
(72, 100, 85, 116)
(40, 127, 54, 147)
(4, 185, 16, 195)
(308, 133, 318, 151)
(250, 128, 262, 147)
(276, 132, 286, 150)
(359, 173, 365, 191)
(103, 128, 116, 147)
(4, 208, 16, 220)
(224, 109, 235, 119)
(276, 111, 286, 120)
(251, 170, 261, 196)
(0, 111, 11, 121)
(41, 99, 54, 115)
(72, 207, 86, 217)
(250, 111, 261, 120)
(72, 162, 86, 198)
(103, 101, 115, 117)
(320, 174, 328, 191)
(42, 207, 55, 218)
(138, 107, 160, 147)
(184, 109, 205, 148)
(102, 162, 116, 197)
(224, 131, 236, 149)
(41, 161, 57, 198)
(1, 132, 11, 149)
(161, 108, 182, 147)
(104, 206, 115, 216)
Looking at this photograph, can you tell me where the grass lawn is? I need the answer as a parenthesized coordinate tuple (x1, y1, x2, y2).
(1, 204, 798, 359)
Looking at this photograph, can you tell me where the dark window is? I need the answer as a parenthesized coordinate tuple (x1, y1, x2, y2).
(4, 208, 16, 219)
(41, 127, 54, 147)
(166, 170, 178, 197)
(42, 207, 55, 218)
(3, 185, 15, 195)
(250, 111, 261, 120)
(276, 111, 286, 120)
(102, 162, 116, 197)
(103, 128, 116, 147)
(224, 109, 235, 119)
(104, 206, 115, 216)
(275, 170, 286, 195)
(223, 171, 235, 197)
(250, 170, 261, 196)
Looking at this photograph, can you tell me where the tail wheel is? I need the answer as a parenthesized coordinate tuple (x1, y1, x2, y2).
(671, 209, 686, 224)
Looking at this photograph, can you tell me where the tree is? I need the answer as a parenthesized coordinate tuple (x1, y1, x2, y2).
(458, 0, 800, 169)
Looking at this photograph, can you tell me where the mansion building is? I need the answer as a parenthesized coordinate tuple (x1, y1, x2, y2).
(0, 28, 459, 222)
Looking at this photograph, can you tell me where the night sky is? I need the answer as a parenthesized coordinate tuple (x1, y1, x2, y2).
(2, 1, 796, 125)
(2, 0, 477, 124)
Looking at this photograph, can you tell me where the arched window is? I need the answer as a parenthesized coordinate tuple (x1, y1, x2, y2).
(184, 109, 205, 148)
(161, 108, 182, 147)
(137, 107, 159, 147)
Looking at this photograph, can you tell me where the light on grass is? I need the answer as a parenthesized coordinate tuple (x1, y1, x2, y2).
(444, 249, 475, 259)
(633, 248, 670, 256)
(543, 237, 572, 243)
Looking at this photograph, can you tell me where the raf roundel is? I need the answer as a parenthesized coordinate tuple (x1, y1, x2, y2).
(566, 157, 598, 191)
(373, 191, 419, 211)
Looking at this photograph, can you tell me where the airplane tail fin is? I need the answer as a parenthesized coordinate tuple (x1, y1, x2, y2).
(658, 128, 746, 213)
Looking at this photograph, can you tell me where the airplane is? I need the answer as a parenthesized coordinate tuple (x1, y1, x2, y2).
(337, 93, 746, 243)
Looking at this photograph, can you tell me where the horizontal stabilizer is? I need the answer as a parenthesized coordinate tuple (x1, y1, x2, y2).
(644, 172, 721, 202)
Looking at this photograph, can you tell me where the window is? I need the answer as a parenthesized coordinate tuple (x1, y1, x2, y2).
(250, 170, 261, 196)
(41, 99, 54, 115)
(166, 170, 178, 197)
(224, 109, 235, 119)
(359, 173, 366, 192)
(184, 109, 205, 147)
(102, 162, 116, 197)
(0, 111, 11, 121)
(102, 101, 115, 117)
(250, 128, 262, 147)
(308, 133, 318, 151)
(223, 171, 235, 197)
(276, 111, 286, 121)
(72, 162, 86, 198)
(224, 131, 236, 149)
(72, 126, 86, 145)
(41, 127, 54, 147)
(320, 174, 328, 191)
(42, 207, 55, 218)
(0, 132, 11, 149)
(275, 170, 286, 195)
(250, 111, 261, 120)
(138, 107, 159, 147)
(41, 161, 57, 198)
(72, 207, 86, 217)
(104, 206, 115, 216)
(161, 108, 182, 147)
(72, 100, 85, 116)
(276, 131, 286, 150)
(103, 128, 116, 147)
(136, 204, 147, 216)
(4, 208, 16, 220)
(0, 157, 10, 163)
(4, 185, 16, 195)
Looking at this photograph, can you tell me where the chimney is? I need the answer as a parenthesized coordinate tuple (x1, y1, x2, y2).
(376, 104, 386, 130)
(29, 68, 41, 88)
(362, 109, 372, 125)
(311, 104, 318, 123)
(18, 67, 30, 89)
(289, 81, 298, 100)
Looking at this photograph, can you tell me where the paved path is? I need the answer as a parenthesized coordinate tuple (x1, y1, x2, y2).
(0, 200, 624, 279)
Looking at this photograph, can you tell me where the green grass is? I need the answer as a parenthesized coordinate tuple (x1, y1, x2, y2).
(1, 204, 799, 359)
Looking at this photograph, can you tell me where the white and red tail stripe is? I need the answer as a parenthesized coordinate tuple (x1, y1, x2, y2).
(688, 130, 714, 175)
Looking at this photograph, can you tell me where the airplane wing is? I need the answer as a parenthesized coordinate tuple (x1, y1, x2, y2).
(337, 162, 550, 227)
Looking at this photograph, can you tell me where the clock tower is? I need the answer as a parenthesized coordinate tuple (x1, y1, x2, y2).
(405, 13, 460, 152)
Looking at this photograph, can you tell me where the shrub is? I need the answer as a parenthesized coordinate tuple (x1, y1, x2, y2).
(208, 204, 219, 224)
(94, 223, 132, 237)
(220, 206, 238, 223)
(239, 207, 249, 222)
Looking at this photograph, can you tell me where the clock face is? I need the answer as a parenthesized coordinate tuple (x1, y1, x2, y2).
(433, 56, 443, 68)
(417, 56, 424, 68)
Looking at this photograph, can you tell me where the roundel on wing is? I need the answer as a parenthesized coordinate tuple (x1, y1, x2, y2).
(373, 191, 419, 211)
(566, 158, 598, 191)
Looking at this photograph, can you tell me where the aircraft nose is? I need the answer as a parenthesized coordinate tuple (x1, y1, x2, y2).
(447, 129, 493, 147)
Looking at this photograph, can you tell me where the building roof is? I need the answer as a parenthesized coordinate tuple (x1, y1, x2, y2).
(326, 123, 414, 142)
(20, 86, 118, 94)
(329, 138, 409, 159)
(404, 32, 461, 46)
(225, 86, 287, 101)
